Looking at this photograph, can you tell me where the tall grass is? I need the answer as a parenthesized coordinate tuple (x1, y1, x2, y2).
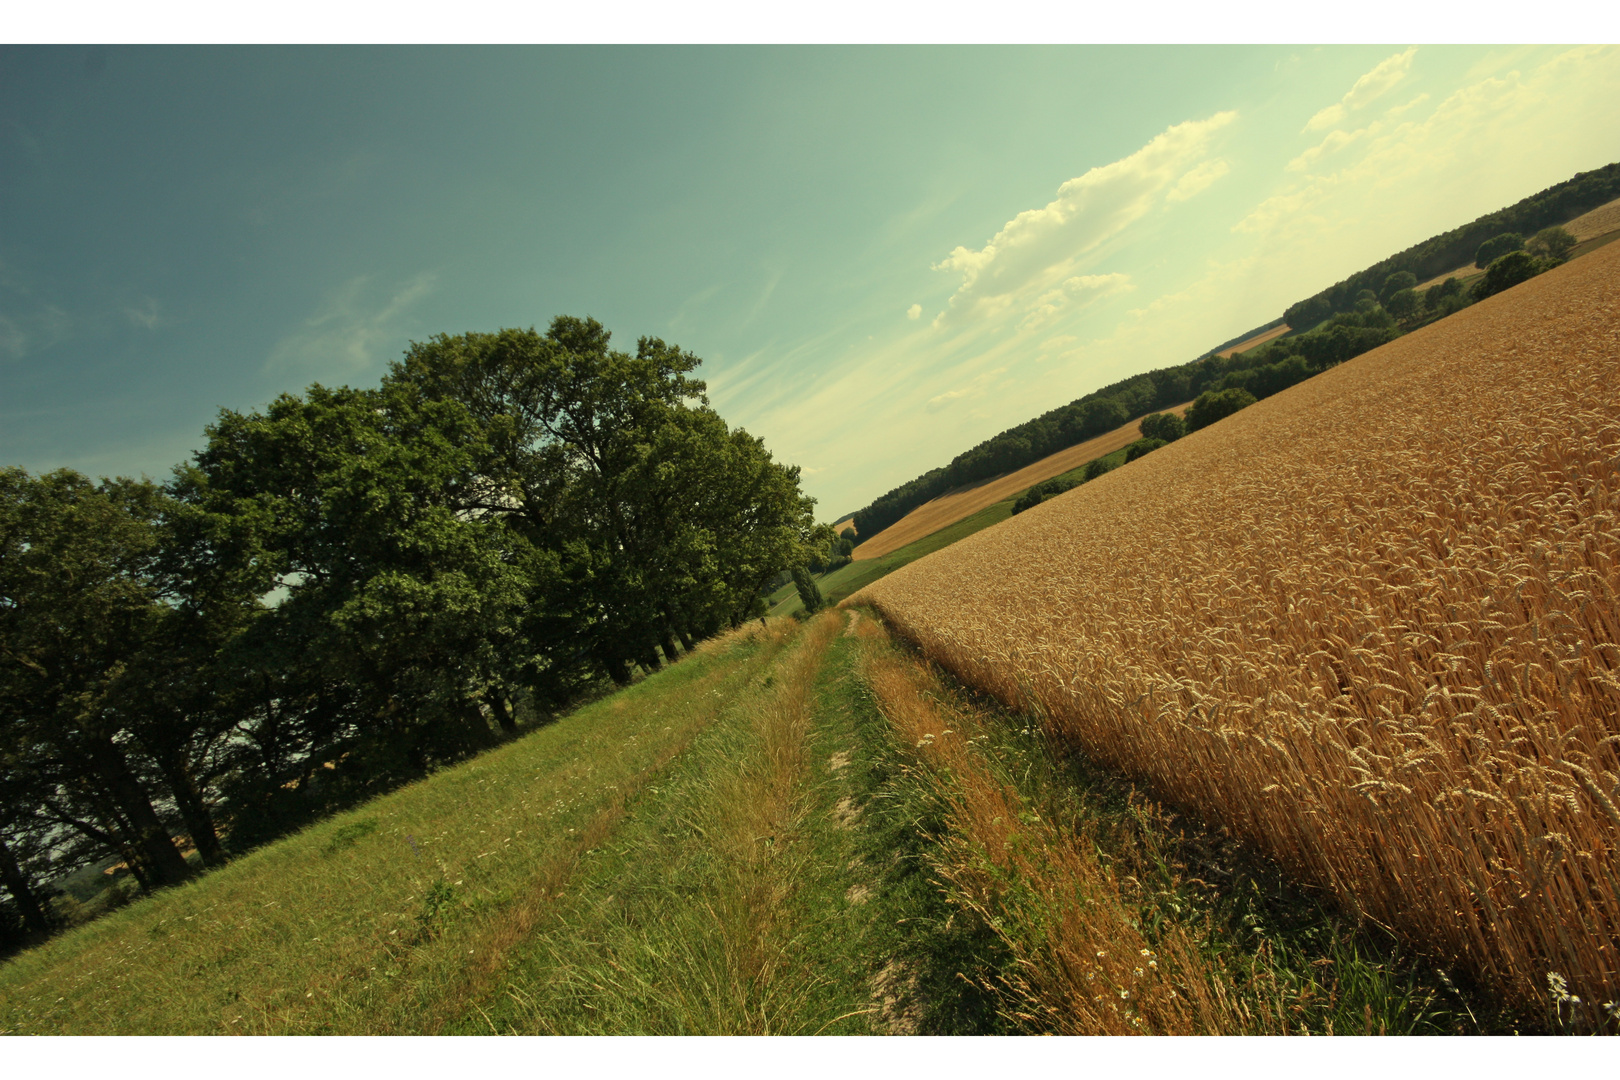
(858, 243, 1620, 1025)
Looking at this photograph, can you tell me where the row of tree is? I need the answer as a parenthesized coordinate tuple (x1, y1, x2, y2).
(1, 317, 825, 948)
(853, 163, 1617, 544)
(1282, 163, 1617, 328)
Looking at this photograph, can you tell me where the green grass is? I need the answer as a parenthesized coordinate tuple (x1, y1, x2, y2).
(0, 624, 795, 1034)
(771, 500, 1018, 618)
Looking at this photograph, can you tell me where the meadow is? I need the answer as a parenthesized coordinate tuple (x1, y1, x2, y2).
(858, 238, 1620, 1026)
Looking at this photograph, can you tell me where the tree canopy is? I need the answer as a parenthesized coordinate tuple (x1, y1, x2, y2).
(0, 317, 820, 947)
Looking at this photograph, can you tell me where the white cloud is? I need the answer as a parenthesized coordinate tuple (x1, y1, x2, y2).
(906, 303, 922, 320)
(1167, 159, 1230, 202)
(932, 112, 1236, 329)
(124, 298, 161, 330)
(1241, 46, 1620, 240)
(265, 273, 435, 379)
(1020, 272, 1133, 332)
(1303, 48, 1418, 132)
(925, 366, 1007, 412)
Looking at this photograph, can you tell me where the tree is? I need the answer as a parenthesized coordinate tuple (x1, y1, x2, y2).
(1384, 288, 1420, 320)
(1474, 232, 1524, 269)
(1185, 388, 1258, 432)
(1125, 438, 1166, 462)
(1138, 412, 1186, 443)
(1424, 277, 1463, 310)
(1084, 457, 1115, 482)
(790, 566, 824, 614)
(1527, 226, 1576, 262)
(1379, 271, 1418, 304)
(0, 469, 195, 890)
(1472, 250, 1544, 301)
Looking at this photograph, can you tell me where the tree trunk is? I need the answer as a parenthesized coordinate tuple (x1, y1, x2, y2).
(658, 634, 680, 665)
(675, 625, 695, 652)
(85, 735, 192, 886)
(154, 751, 227, 868)
(0, 835, 52, 935)
(458, 702, 498, 752)
(603, 657, 632, 686)
(639, 647, 662, 672)
(485, 691, 516, 736)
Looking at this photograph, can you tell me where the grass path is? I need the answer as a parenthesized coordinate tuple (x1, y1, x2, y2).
(2, 608, 1518, 1034)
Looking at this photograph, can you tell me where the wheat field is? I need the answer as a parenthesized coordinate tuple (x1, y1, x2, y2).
(856, 240, 1620, 1023)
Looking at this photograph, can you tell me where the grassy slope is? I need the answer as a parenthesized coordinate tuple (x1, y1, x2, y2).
(1, 607, 1520, 1034)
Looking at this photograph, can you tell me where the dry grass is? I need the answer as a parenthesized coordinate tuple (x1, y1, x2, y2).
(857, 240, 1620, 1024)
(1566, 196, 1620, 243)
(853, 616, 1238, 1033)
(853, 403, 1194, 562)
(1217, 324, 1291, 358)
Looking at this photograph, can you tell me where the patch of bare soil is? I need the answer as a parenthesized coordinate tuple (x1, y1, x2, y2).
(870, 960, 922, 1035)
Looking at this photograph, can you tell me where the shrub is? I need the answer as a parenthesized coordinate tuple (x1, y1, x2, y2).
(1424, 277, 1462, 309)
(790, 565, 823, 613)
(1083, 457, 1116, 482)
(1184, 388, 1257, 432)
(1472, 250, 1543, 300)
(1125, 438, 1166, 463)
(1138, 412, 1186, 443)
(1474, 232, 1524, 269)
(1527, 226, 1576, 262)
(1379, 271, 1418, 304)
(1384, 288, 1420, 320)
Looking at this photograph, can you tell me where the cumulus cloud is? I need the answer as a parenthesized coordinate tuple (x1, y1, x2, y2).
(906, 303, 922, 320)
(1303, 48, 1418, 132)
(266, 272, 435, 378)
(931, 112, 1235, 329)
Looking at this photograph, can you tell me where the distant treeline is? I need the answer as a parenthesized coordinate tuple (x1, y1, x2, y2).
(852, 162, 1620, 542)
(1282, 162, 1620, 328)
(0, 318, 823, 948)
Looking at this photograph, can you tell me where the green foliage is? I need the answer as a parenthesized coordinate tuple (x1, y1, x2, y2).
(1384, 288, 1419, 320)
(1474, 232, 1525, 269)
(1138, 411, 1186, 443)
(1083, 457, 1116, 481)
(791, 566, 825, 614)
(1185, 388, 1258, 432)
(1011, 476, 1077, 515)
(1528, 226, 1576, 261)
(1424, 276, 1463, 309)
(1283, 162, 1620, 327)
(1379, 271, 1418, 304)
(1125, 438, 1166, 462)
(1472, 249, 1545, 300)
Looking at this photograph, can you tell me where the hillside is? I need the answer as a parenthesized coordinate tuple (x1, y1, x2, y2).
(856, 237, 1620, 1025)
(852, 402, 1193, 561)
(1, 603, 1520, 1034)
(848, 164, 1620, 552)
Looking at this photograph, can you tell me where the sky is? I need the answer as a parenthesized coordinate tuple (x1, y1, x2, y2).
(4, 44, 1620, 521)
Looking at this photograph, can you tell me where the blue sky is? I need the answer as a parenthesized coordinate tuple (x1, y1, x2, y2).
(4, 45, 1619, 520)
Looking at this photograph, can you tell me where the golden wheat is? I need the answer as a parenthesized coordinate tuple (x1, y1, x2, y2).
(856, 241, 1620, 1022)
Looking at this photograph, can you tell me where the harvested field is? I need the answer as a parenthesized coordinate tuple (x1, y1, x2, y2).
(852, 403, 1192, 561)
(856, 239, 1620, 1023)
(1565, 196, 1620, 242)
(1217, 323, 1290, 358)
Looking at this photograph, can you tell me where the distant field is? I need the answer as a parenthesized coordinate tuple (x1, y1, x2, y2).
(1564, 195, 1620, 241)
(858, 239, 1620, 1022)
(851, 403, 1192, 562)
(1216, 323, 1290, 357)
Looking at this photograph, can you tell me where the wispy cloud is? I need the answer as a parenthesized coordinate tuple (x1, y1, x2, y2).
(1303, 48, 1418, 132)
(931, 112, 1235, 330)
(265, 273, 435, 379)
(124, 298, 162, 330)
